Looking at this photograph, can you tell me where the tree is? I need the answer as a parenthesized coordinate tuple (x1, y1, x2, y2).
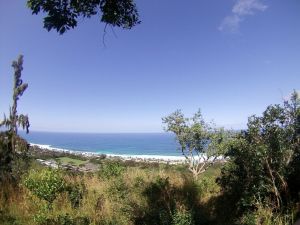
(162, 109, 230, 179)
(1, 55, 30, 150)
(27, 0, 140, 34)
(0, 55, 30, 181)
(217, 91, 300, 220)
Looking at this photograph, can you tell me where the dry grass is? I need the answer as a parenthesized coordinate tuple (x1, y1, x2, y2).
(1, 161, 296, 225)
(0, 163, 193, 224)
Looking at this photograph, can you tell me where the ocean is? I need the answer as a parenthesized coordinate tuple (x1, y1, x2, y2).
(20, 131, 181, 157)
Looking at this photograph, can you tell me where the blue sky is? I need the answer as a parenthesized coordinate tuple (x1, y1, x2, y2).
(0, 0, 299, 133)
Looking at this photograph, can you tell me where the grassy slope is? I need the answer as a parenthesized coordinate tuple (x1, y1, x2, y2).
(0, 159, 222, 225)
(1, 159, 296, 225)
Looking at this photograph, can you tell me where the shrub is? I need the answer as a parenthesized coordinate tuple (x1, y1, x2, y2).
(56, 214, 74, 225)
(73, 216, 90, 225)
(106, 178, 129, 200)
(65, 181, 86, 208)
(0, 209, 20, 225)
(240, 212, 257, 225)
(172, 210, 194, 225)
(24, 168, 65, 205)
(217, 91, 300, 222)
(240, 205, 296, 225)
(139, 177, 174, 225)
(33, 204, 51, 225)
(197, 176, 219, 199)
(99, 161, 125, 179)
(0, 132, 29, 183)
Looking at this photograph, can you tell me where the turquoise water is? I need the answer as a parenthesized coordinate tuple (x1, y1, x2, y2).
(20, 131, 180, 156)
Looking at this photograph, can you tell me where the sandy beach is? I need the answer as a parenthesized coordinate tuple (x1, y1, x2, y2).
(29, 143, 187, 164)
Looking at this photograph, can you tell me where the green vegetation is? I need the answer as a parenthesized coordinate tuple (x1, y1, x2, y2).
(98, 160, 125, 179)
(0, 55, 30, 183)
(24, 168, 66, 205)
(0, 56, 299, 224)
(1, 162, 222, 225)
(163, 109, 232, 178)
(216, 91, 300, 224)
(27, 0, 140, 34)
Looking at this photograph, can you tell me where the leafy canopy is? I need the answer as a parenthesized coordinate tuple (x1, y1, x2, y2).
(27, 0, 140, 34)
(162, 109, 231, 178)
(218, 91, 300, 217)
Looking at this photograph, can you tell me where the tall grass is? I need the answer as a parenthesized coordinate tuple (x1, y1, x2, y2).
(0, 160, 297, 225)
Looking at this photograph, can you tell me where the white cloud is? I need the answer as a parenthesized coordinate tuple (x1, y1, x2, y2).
(218, 15, 242, 33)
(219, 0, 268, 33)
(233, 0, 268, 15)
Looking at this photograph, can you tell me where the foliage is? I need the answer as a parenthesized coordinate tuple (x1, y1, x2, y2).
(197, 175, 220, 199)
(106, 177, 128, 200)
(54, 214, 90, 225)
(0, 55, 30, 183)
(141, 177, 175, 225)
(0, 132, 30, 183)
(137, 176, 202, 225)
(172, 209, 194, 225)
(240, 203, 296, 225)
(1, 55, 30, 137)
(99, 160, 125, 179)
(286, 92, 300, 204)
(65, 181, 86, 208)
(34, 211, 90, 225)
(2, 156, 297, 225)
(0, 132, 14, 181)
(163, 109, 231, 178)
(27, 0, 140, 34)
(33, 204, 50, 224)
(0, 208, 20, 225)
(24, 168, 65, 205)
(217, 91, 300, 222)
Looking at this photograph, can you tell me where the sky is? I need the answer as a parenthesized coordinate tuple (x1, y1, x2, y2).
(0, 0, 300, 133)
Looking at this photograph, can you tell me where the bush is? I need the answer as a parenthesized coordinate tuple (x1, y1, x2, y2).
(0, 132, 29, 183)
(24, 168, 65, 204)
(217, 91, 300, 222)
(33, 204, 52, 225)
(0, 209, 20, 225)
(240, 205, 296, 225)
(99, 161, 125, 179)
(65, 181, 86, 208)
(197, 176, 219, 199)
(172, 210, 194, 225)
(139, 177, 174, 225)
(106, 178, 129, 200)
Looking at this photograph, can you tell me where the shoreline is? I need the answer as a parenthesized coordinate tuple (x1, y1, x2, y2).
(29, 143, 187, 164)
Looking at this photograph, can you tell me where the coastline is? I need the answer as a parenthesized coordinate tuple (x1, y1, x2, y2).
(29, 143, 187, 164)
